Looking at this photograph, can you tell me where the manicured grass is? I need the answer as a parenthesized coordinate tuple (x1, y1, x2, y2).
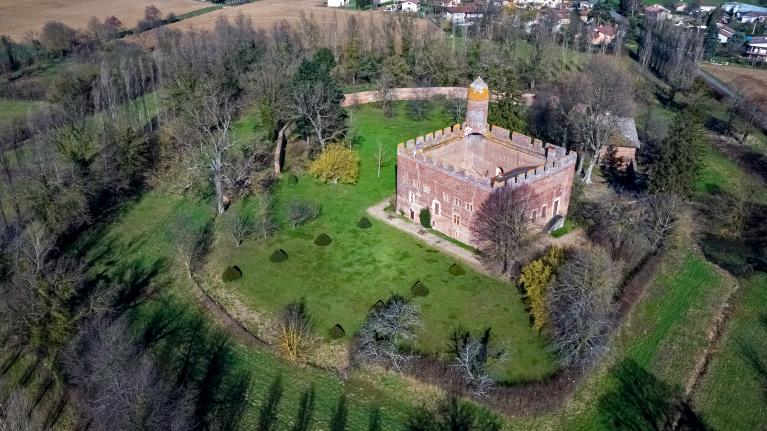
(550, 218, 577, 238)
(692, 274, 767, 430)
(215, 103, 557, 383)
(80, 191, 419, 430)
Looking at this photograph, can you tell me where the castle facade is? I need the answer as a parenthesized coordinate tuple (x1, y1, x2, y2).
(396, 78, 577, 246)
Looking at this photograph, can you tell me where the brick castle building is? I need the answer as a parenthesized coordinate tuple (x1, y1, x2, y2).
(396, 78, 577, 246)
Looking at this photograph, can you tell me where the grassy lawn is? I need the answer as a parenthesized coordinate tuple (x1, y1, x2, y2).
(692, 274, 767, 430)
(549, 250, 732, 430)
(0, 98, 40, 123)
(214, 103, 557, 383)
(80, 191, 421, 430)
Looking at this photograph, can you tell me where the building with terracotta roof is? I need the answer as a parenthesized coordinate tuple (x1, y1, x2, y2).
(396, 78, 577, 244)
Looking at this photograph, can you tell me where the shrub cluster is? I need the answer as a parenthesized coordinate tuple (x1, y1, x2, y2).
(221, 265, 243, 282)
(269, 249, 289, 262)
(357, 217, 372, 229)
(449, 263, 465, 276)
(314, 233, 332, 246)
(411, 281, 430, 297)
(329, 324, 346, 339)
(419, 208, 431, 229)
(309, 143, 360, 184)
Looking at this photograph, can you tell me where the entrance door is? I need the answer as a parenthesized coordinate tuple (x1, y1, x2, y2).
(410, 209, 415, 220)
(553, 199, 560, 216)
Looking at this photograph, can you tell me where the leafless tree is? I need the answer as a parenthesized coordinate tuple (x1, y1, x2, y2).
(644, 193, 683, 248)
(375, 72, 396, 118)
(374, 139, 392, 179)
(170, 217, 212, 280)
(354, 295, 421, 371)
(167, 81, 238, 215)
(290, 82, 347, 150)
(449, 328, 503, 397)
(442, 96, 466, 124)
(60, 315, 194, 431)
(277, 298, 316, 361)
(561, 55, 634, 184)
(642, 17, 703, 103)
(548, 247, 621, 367)
(590, 196, 653, 268)
(286, 199, 320, 229)
(473, 185, 533, 275)
(0, 389, 45, 431)
(224, 209, 252, 248)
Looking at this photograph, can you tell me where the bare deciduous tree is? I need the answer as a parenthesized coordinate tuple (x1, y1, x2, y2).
(561, 55, 634, 184)
(171, 217, 212, 279)
(0, 389, 45, 431)
(449, 328, 504, 397)
(286, 199, 320, 229)
(354, 295, 421, 371)
(224, 209, 252, 248)
(473, 185, 533, 275)
(277, 298, 316, 361)
(374, 139, 392, 179)
(548, 247, 621, 367)
(290, 81, 347, 150)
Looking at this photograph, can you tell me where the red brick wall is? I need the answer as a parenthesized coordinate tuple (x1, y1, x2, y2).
(397, 153, 576, 246)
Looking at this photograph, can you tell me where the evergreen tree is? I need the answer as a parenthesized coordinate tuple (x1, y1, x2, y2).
(703, 11, 720, 60)
(648, 104, 705, 196)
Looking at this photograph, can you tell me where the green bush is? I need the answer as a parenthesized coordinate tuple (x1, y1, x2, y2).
(449, 263, 465, 276)
(419, 208, 431, 228)
(411, 281, 429, 297)
(314, 233, 332, 246)
(329, 324, 346, 339)
(357, 217, 372, 229)
(269, 249, 289, 262)
(287, 174, 298, 185)
(221, 265, 242, 282)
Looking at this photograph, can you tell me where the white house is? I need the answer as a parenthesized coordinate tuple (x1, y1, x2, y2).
(700, 5, 717, 12)
(723, 2, 767, 14)
(401, 0, 420, 12)
(746, 35, 767, 61)
(445, 5, 483, 22)
(515, 0, 562, 8)
(717, 23, 736, 43)
(327, 0, 349, 7)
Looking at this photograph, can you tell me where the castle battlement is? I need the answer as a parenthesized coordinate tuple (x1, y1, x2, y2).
(397, 124, 576, 190)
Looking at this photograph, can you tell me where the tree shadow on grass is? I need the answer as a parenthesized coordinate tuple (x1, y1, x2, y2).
(330, 394, 348, 431)
(142, 303, 251, 431)
(258, 374, 284, 431)
(292, 385, 316, 431)
(737, 315, 767, 401)
(597, 359, 708, 431)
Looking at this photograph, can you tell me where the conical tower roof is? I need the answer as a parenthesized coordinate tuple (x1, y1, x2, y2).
(467, 77, 489, 101)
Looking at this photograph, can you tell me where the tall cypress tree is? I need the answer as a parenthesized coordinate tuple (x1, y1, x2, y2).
(649, 104, 705, 197)
(703, 11, 720, 60)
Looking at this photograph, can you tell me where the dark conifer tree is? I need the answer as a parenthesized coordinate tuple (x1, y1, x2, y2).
(649, 104, 705, 196)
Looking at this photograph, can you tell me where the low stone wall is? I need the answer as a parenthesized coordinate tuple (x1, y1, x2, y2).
(341, 87, 466, 107)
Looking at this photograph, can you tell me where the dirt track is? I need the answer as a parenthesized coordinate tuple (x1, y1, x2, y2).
(0, 0, 208, 39)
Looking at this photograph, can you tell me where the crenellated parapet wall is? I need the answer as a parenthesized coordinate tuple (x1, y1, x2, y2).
(396, 123, 577, 189)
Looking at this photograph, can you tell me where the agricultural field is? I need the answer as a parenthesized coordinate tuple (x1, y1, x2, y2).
(0, 0, 209, 39)
(700, 63, 767, 107)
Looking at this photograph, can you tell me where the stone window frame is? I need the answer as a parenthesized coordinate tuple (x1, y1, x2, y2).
(453, 213, 461, 225)
(541, 204, 547, 218)
(453, 197, 461, 207)
(432, 199, 442, 216)
(424, 184, 431, 194)
(553, 197, 561, 215)
(442, 192, 450, 202)
(465, 202, 474, 212)
(531, 208, 539, 221)
(409, 191, 416, 203)
(412, 179, 420, 188)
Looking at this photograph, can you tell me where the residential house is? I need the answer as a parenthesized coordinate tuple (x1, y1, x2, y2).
(645, 4, 672, 19)
(515, 0, 563, 8)
(746, 35, 767, 61)
(327, 0, 349, 7)
(446, 5, 484, 22)
(675, 2, 688, 13)
(591, 24, 617, 46)
(699, 5, 717, 12)
(717, 22, 736, 42)
(401, 0, 420, 11)
(723, 2, 767, 14)
(737, 10, 767, 22)
(600, 116, 641, 170)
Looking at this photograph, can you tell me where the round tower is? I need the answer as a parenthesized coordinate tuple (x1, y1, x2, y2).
(464, 77, 489, 136)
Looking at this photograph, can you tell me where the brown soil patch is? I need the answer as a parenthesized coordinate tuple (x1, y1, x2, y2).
(701, 63, 767, 106)
(0, 0, 208, 39)
(164, 0, 437, 34)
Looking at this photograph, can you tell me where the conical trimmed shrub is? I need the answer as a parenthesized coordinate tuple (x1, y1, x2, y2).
(269, 249, 288, 262)
(329, 324, 346, 339)
(357, 217, 372, 229)
(449, 263, 465, 276)
(287, 174, 298, 185)
(411, 281, 429, 297)
(314, 233, 332, 246)
(221, 266, 242, 282)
